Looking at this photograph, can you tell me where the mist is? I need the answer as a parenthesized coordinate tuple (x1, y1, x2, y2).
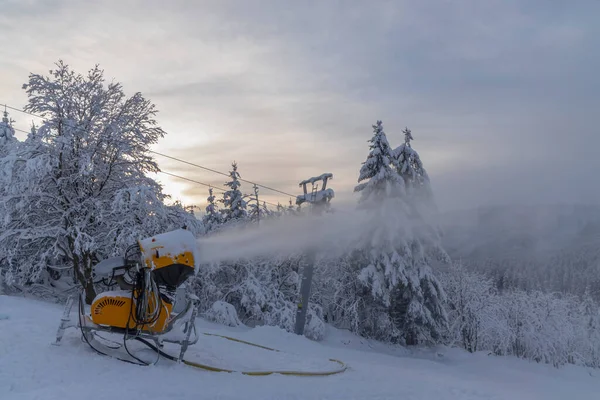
(195, 199, 437, 265)
(197, 210, 364, 265)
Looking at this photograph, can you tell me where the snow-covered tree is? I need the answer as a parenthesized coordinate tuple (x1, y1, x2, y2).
(577, 289, 600, 367)
(0, 109, 18, 197)
(438, 261, 500, 352)
(166, 202, 203, 234)
(220, 161, 247, 224)
(247, 184, 274, 224)
(353, 120, 448, 345)
(192, 250, 316, 337)
(313, 253, 363, 333)
(0, 109, 17, 152)
(247, 184, 262, 223)
(393, 127, 429, 193)
(202, 187, 222, 233)
(286, 199, 301, 215)
(354, 120, 404, 205)
(106, 189, 202, 258)
(28, 121, 38, 141)
(0, 61, 197, 303)
(261, 201, 274, 219)
(435, 261, 600, 368)
(276, 202, 286, 215)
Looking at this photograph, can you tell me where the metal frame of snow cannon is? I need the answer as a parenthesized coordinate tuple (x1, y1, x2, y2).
(53, 289, 200, 364)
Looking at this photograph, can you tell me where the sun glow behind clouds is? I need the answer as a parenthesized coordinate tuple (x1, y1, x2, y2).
(148, 172, 198, 208)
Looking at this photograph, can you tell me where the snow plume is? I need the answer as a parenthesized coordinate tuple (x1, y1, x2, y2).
(196, 199, 439, 265)
(197, 211, 363, 264)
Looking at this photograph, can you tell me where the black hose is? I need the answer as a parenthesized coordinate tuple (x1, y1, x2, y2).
(134, 337, 180, 362)
(78, 294, 146, 366)
(122, 267, 163, 365)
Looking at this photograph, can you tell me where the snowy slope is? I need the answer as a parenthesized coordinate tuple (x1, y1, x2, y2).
(1, 295, 599, 400)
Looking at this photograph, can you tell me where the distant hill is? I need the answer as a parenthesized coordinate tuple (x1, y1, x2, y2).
(439, 204, 600, 299)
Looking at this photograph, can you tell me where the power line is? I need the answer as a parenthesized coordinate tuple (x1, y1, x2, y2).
(2, 102, 298, 199)
(157, 171, 228, 193)
(10, 126, 287, 210)
(150, 151, 297, 198)
(158, 171, 283, 208)
(3, 104, 39, 119)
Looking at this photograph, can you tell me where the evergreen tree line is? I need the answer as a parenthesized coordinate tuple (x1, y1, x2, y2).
(1, 62, 598, 369)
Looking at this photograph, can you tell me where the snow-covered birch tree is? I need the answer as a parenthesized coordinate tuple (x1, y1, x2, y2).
(0, 61, 197, 303)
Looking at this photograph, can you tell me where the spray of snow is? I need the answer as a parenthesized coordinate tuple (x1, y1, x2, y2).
(196, 212, 360, 264)
(195, 200, 438, 265)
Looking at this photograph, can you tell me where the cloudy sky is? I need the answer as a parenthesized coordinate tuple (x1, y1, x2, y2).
(1, 0, 598, 212)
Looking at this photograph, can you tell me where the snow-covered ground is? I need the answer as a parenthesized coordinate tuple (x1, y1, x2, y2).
(1, 295, 599, 400)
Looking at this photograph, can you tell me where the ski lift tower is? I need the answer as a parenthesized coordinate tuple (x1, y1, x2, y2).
(295, 173, 335, 215)
(294, 173, 334, 336)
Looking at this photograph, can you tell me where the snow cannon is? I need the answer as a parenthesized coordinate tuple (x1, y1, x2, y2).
(89, 228, 197, 332)
(53, 229, 200, 365)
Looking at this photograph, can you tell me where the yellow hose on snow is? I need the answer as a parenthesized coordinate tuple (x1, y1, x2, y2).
(181, 332, 348, 376)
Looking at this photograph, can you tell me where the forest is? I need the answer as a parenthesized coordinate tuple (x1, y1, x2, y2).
(1, 61, 599, 369)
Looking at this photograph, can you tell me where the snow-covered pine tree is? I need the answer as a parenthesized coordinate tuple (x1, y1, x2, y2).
(0, 109, 18, 292)
(28, 121, 37, 141)
(246, 189, 274, 223)
(276, 202, 286, 215)
(203, 187, 223, 233)
(354, 120, 404, 204)
(285, 198, 303, 216)
(353, 120, 448, 345)
(220, 161, 247, 224)
(393, 127, 429, 192)
(287, 199, 296, 215)
(261, 201, 273, 219)
(0, 110, 18, 194)
(0, 109, 16, 152)
(0, 61, 197, 303)
(247, 184, 262, 224)
(392, 127, 439, 218)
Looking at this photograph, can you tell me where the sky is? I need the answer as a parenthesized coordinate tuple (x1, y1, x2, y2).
(1, 0, 599, 213)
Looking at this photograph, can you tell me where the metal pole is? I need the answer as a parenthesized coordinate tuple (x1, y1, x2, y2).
(294, 174, 332, 336)
(295, 249, 316, 335)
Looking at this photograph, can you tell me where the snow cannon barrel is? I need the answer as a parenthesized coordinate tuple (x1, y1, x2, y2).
(138, 229, 198, 290)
